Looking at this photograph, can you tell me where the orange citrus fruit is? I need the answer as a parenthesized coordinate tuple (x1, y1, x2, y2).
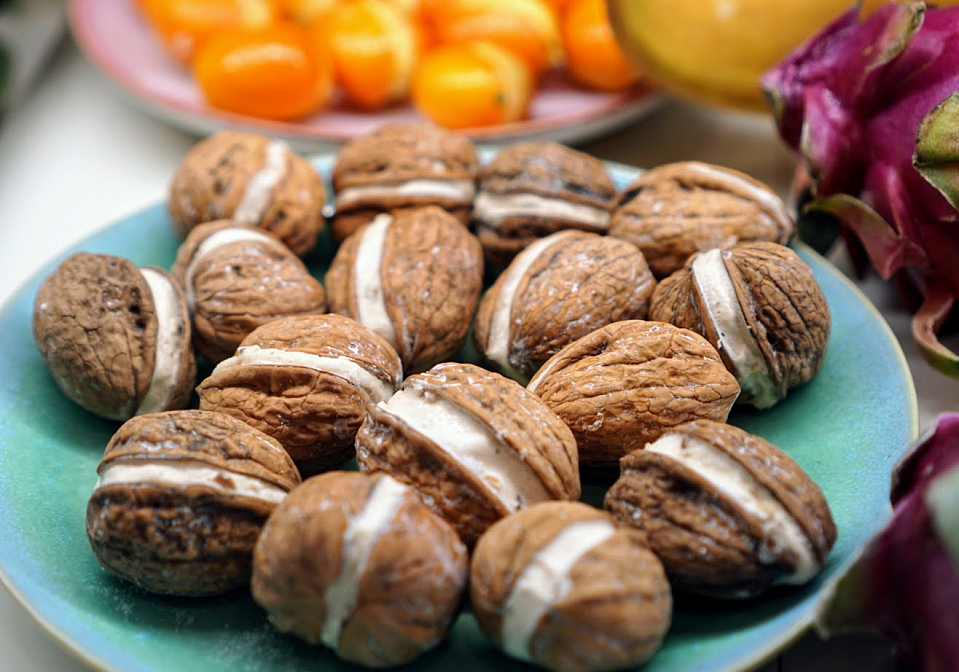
(411, 40, 532, 128)
(141, 0, 280, 64)
(194, 22, 334, 119)
(562, 0, 641, 91)
(316, 0, 421, 110)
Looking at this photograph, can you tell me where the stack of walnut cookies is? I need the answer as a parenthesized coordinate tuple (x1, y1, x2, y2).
(31, 121, 836, 672)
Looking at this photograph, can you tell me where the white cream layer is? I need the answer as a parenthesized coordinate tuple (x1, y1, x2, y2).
(473, 192, 611, 231)
(353, 214, 397, 349)
(212, 345, 395, 404)
(645, 433, 818, 584)
(380, 384, 550, 512)
(321, 476, 408, 650)
(94, 458, 288, 504)
(135, 269, 185, 416)
(233, 140, 290, 225)
(691, 249, 778, 409)
(485, 233, 569, 379)
(183, 227, 276, 313)
(501, 519, 616, 662)
(335, 179, 476, 209)
(682, 162, 791, 232)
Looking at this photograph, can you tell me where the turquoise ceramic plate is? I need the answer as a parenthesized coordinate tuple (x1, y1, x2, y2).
(0, 158, 917, 672)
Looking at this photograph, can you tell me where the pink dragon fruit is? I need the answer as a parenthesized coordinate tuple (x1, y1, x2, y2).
(761, 2, 959, 376)
(819, 412, 959, 671)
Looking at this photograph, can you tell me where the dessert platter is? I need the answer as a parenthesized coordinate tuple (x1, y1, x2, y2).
(68, 0, 664, 148)
(0, 129, 917, 672)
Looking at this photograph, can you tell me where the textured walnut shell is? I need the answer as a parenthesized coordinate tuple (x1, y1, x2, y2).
(609, 161, 794, 278)
(527, 320, 741, 469)
(648, 242, 829, 409)
(197, 314, 403, 475)
(331, 121, 479, 241)
(474, 142, 616, 272)
(355, 362, 580, 546)
(171, 220, 327, 364)
(604, 420, 837, 599)
(86, 410, 301, 596)
(251, 471, 468, 667)
(470, 501, 671, 672)
(473, 230, 656, 382)
(168, 130, 325, 256)
(33, 253, 196, 421)
(325, 206, 483, 373)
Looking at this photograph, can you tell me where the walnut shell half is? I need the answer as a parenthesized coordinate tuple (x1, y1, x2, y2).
(33, 253, 196, 421)
(355, 362, 580, 546)
(604, 420, 837, 599)
(169, 130, 326, 256)
(86, 410, 301, 596)
(252, 471, 468, 667)
(648, 242, 829, 409)
(171, 220, 327, 363)
(325, 206, 483, 373)
(197, 314, 403, 475)
(609, 161, 794, 278)
(471, 501, 671, 672)
(473, 229, 656, 383)
(527, 320, 740, 469)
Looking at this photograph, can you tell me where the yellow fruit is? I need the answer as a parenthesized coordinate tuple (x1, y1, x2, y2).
(606, 0, 858, 110)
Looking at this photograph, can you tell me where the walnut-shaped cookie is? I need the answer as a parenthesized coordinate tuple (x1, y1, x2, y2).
(330, 121, 479, 241)
(325, 206, 483, 373)
(473, 229, 656, 382)
(648, 242, 829, 409)
(609, 161, 794, 278)
(168, 130, 325, 256)
(355, 362, 580, 546)
(252, 471, 468, 667)
(33, 252, 196, 421)
(86, 410, 301, 596)
(171, 220, 327, 364)
(605, 420, 837, 599)
(471, 501, 671, 672)
(527, 320, 741, 470)
(473, 142, 617, 271)
(197, 314, 403, 475)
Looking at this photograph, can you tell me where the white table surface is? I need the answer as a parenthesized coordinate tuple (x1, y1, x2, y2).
(1, 33, 955, 672)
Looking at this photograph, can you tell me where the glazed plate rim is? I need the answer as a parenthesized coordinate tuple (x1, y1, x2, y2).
(0, 157, 919, 672)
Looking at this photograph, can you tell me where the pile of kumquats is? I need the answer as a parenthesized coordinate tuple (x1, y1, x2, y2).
(135, 0, 645, 128)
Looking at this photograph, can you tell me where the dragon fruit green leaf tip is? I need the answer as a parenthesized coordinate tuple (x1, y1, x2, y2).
(761, 1, 959, 377)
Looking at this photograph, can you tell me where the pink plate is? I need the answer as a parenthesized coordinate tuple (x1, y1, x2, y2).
(68, 0, 665, 149)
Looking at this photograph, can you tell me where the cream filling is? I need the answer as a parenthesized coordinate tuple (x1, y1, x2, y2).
(380, 384, 550, 512)
(212, 345, 395, 404)
(321, 476, 408, 650)
(335, 179, 476, 210)
(353, 214, 396, 348)
(691, 249, 778, 408)
(486, 233, 568, 379)
(682, 162, 791, 232)
(183, 227, 276, 313)
(501, 519, 616, 662)
(135, 269, 185, 416)
(93, 458, 288, 504)
(473, 192, 611, 231)
(233, 139, 289, 225)
(646, 433, 819, 584)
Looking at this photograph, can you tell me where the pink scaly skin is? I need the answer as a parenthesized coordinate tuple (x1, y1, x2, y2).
(762, 2, 959, 375)
(819, 413, 959, 672)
